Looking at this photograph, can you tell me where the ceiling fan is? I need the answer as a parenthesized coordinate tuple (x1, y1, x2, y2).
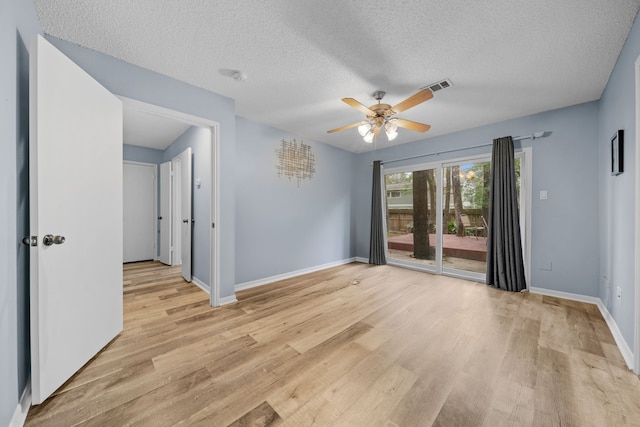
(327, 89, 433, 143)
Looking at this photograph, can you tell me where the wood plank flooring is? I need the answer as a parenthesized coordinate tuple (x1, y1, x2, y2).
(25, 261, 640, 426)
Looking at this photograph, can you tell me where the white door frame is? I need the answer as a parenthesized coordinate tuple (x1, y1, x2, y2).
(119, 96, 221, 307)
(159, 161, 172, 265)
(172, 158, 183, 267)
(172, 148, 193, 282)
(634, 54, 640, 374)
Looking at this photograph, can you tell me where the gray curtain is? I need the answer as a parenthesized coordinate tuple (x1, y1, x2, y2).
(369, 160, 387, 265)
(486, 137, 526, 291)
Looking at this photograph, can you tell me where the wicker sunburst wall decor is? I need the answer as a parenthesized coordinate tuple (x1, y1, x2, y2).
(275, 138, 316, 187)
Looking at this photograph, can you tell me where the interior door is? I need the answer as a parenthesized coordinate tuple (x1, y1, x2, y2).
(159, 161, 172, 265)
(29, 35, 123, 404)
(173, 148, 193, 282)
(123, 162, 156, 262)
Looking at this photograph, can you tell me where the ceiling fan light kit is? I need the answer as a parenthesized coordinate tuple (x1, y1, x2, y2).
(363, 130, 375, 143)
(358, 121, 372, 137)
(385, 120, 398, 141)
(328, 88, 433, 144)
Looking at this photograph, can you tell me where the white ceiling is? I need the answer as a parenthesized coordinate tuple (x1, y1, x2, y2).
(34, 0, 640, 153)
(122, 107, 191, 150)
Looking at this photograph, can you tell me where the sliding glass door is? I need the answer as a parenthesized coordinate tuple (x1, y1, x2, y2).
(385, 168, 438, 269)
(383, 152, 527, 282)
(441, 160, 491, 276)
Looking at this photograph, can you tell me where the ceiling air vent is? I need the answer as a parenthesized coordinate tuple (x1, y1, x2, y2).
(422, 78, 453, 93)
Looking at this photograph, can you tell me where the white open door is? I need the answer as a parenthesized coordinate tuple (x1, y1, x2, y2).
(173, 148, 193, 282)
(159, 161, 172, 265)
(29, 35, 123, 404)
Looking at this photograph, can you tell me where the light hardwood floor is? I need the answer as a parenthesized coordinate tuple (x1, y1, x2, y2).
(26, 261, 640, 426)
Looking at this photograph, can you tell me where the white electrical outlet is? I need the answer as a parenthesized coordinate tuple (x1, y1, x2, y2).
(616, 286, 622, 304)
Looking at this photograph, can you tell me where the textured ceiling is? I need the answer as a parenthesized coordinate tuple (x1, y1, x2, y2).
(34, 0, 640, 153)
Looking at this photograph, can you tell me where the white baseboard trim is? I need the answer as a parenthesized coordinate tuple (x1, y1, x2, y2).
(10, 379, 31, 427)
(355, 257, 369, 264)
(219, 295, 238, 306)
(530, 286, 634, 370)
(529, 286, 601, 305)
(235, 257, 357, 292)
(596, 300, 635, 370)
(191, 276, 210, 295)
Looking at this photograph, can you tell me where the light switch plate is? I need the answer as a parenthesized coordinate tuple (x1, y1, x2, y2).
(540, 190, 548, 200)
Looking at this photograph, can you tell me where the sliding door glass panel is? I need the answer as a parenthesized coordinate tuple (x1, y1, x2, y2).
(442, 161, 490, 275)
(441, 158, 521, 276)
(385, 169, 437, 267)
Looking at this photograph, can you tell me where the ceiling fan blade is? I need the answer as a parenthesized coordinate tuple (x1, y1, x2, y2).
(394, 118, 431, 133)
(342, 98, 375, 115)
(391, 89, 433, 114)
(327, 121, 362, 133)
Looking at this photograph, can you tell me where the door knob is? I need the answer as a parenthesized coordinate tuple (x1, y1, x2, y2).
(43, 234, 65, 246)
(182, 219, 189, 223)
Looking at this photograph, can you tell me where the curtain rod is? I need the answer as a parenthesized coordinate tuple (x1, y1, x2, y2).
(380, 131, 549, 165)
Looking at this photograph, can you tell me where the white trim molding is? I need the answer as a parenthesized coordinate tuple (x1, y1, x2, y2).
(530, 287, 634, 370)
(597, 300, 634, 369)
(235, 258, 357, 292)
(219, 295, 238, 306)
(633, 53, 640, 374)
(355, 257, 369, 264)
(191, 276, 210, 295)
(10, 379, 31, 427)
(529, 286, 601, 305)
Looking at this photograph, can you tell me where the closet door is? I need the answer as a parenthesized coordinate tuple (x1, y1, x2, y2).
(123, 161, 156, 263)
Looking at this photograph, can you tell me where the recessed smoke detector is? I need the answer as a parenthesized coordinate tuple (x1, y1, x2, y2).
(232, 70, 247, 82)
(421, 78, 453, 93)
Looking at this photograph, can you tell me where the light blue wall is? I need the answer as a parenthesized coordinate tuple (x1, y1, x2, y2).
(235, 117, 356, 284)
(164, 126, 212, 286)
(46, 36, 237, 301)
(1, 0, 41, 424)
(123, 144, 163, 164)
(355, 102, 600, 297)
(598, 13, 640, 348)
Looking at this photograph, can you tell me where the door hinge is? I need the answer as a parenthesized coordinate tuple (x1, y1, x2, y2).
(212, 222, 215, 228)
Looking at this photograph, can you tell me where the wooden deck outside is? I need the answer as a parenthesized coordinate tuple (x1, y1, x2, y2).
(388, 233, 488, 261)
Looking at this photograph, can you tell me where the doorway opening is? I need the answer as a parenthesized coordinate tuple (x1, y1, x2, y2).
(120, 97, 220, 307)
